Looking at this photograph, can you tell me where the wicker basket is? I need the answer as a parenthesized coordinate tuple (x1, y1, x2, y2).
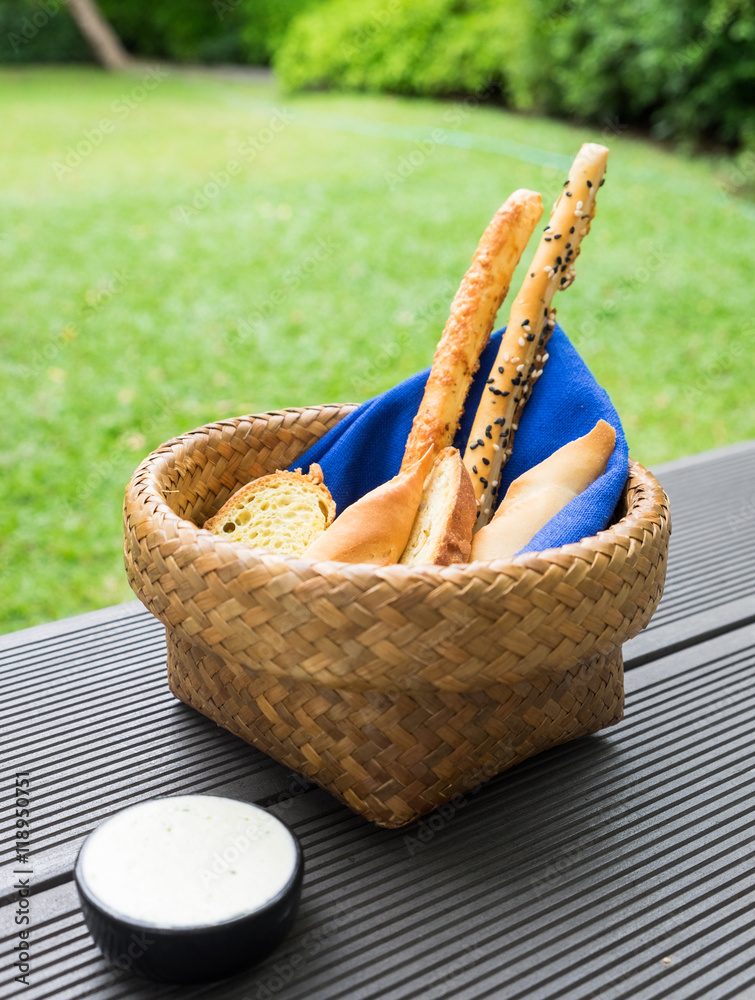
(124, 404, 670, 828)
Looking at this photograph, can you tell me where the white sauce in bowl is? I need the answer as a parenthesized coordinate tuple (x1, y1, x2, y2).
(78, 796, 299, 928)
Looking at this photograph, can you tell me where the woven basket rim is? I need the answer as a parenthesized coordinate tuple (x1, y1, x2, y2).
(126, 404, 667, 585)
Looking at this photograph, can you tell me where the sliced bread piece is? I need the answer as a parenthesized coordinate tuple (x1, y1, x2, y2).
(399, 447, 476, 566)
(203, 464, 335, 557)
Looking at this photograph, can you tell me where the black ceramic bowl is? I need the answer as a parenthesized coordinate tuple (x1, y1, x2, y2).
(74, 795, 303, 984)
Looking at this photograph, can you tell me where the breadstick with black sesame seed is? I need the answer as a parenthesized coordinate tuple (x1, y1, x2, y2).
(400, 189, 543, 472)
(463, 143, 609, 526)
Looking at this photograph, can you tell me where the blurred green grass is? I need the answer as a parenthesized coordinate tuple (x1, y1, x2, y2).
(1, 66, 753, 633)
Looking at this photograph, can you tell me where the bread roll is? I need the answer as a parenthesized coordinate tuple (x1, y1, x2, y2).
(463, 144, 610, 524)
(400, 189, 543, 472)
(204, 464, 335, 557)
(470, 420, 616, 562)
(399, 447, 476, 566)
(303, 448, 435, 565)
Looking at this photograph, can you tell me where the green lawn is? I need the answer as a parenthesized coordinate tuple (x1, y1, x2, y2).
(1, 66, 753, 634)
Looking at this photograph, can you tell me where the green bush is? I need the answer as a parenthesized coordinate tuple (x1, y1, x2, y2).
(239, 0, 326, 65)
(276, 0, 755, 149)
(100, 0, 329, 66)
(275, 0, 533, 101)
(534, 0, 755, 148)
(0, 0, 314, 67)
(98, 0, 246, 64)
(0, 0, 91, 64)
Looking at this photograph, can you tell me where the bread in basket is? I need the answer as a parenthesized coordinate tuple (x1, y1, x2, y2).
(124, 143, 670, 827)
(123, 403, 670, 828)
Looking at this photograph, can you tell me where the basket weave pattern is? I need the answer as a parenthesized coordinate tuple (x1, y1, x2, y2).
(124, 405, 670, 827)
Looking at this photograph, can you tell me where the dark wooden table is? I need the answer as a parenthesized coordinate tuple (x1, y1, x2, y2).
(2, 440, 755, 1000)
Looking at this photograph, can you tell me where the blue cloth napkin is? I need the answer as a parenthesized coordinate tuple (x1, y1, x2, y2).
(290, 323, 628, 555)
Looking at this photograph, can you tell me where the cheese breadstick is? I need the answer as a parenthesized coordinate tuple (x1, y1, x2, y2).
(463, 144, 609, 525)
(470, 419, 616, 562)
(400, 189, 543, 472)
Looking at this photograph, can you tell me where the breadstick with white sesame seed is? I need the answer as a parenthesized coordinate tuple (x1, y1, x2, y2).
(400, 189, 543, 472)
(463, 143, 609, 527)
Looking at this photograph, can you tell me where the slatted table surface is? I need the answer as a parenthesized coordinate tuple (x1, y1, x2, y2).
(624, 440, 755, 665)
(2, 441, 754, 1000)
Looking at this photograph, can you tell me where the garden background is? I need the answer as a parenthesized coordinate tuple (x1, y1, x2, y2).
(1, 0, 753, 632)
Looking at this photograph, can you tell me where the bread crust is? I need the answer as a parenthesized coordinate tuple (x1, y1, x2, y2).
(203, 464, 334, 532)
(303, 449, 435, 565)
(470, 420, 616, 562)
(463, 144, 610, 526)
(399, 447, 476, 566)
(400, 190, 543, 472)
(202, 464, 335, 556)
